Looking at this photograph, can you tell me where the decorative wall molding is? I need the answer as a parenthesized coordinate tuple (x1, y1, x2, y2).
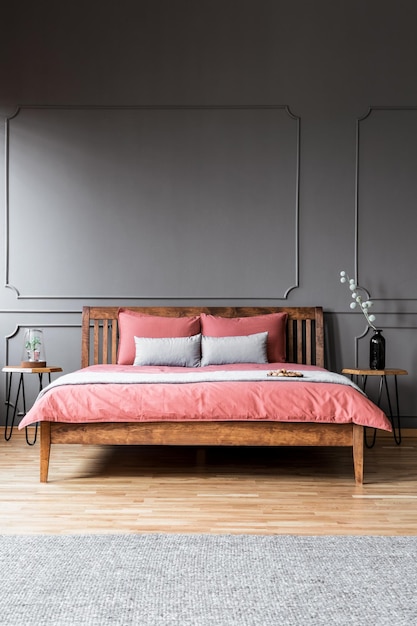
(5, 104, 300, 301)
(355, 106, 417, 303)
(0, 309, 82, 314)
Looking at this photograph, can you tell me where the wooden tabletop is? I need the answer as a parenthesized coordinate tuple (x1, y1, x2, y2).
(2, 366, 63, 374)
(342, 368, 408, 376)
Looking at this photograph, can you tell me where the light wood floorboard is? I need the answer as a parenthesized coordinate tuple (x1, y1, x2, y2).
(1, 430, 417, 535)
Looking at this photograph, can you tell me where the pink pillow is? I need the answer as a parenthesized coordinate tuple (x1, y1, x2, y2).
(200, 312, 287, 362)
(118, 310, 201, 365)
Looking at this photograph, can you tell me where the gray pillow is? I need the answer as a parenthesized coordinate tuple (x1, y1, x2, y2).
(134, 334, 201, 367)
(201, 332, 268, 366)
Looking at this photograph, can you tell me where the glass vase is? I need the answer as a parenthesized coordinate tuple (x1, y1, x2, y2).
(21, 328, 47, 368)
(369, 329, 385, 370)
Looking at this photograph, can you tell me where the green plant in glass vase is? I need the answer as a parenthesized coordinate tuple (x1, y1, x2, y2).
(25, 335, 42, 361)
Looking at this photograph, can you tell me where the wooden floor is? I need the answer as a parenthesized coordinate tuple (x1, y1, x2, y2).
(1, 429, 417, 535)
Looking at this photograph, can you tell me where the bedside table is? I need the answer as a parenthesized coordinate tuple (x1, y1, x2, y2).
(342, 368, 407, 447)
(2, 365, 63, 445)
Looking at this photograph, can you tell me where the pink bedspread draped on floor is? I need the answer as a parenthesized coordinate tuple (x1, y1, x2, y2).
(18, 363, 391, 431)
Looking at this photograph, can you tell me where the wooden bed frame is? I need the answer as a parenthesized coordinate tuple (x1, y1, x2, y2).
(40, 306, 364, 484)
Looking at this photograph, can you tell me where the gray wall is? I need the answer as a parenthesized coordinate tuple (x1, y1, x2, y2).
(1, 0, 417, 424)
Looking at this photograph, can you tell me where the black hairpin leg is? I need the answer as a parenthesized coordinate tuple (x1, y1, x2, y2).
(4, 373, 24, 441)
(5, 373, 16, 440)
(365, 427, 377, 448)
(383, 376, 401, 445)
(362, 375, 378, 449)
(365, 375, 402, 448)
(25, 426, 37, 445)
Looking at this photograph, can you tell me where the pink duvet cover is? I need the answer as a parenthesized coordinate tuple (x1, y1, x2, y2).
(18, 363, 391, 432)
(18, 363, 391, 431)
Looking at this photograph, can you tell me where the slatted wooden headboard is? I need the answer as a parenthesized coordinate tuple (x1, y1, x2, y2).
(81, 306, 324, 369)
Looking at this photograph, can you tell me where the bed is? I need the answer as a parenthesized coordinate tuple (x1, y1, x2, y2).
(18, 306, 391, 483)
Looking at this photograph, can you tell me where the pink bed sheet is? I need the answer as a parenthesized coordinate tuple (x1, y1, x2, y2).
(18, 363, 391, 431)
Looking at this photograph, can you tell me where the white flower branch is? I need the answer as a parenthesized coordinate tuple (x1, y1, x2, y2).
(339, 271, 377, 331)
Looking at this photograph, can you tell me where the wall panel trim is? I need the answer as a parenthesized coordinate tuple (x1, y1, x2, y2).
(355, 105, 417, 304)
(5, 104, 300, 301)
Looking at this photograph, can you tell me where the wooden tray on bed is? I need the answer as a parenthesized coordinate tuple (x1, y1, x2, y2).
(40, 306, 364, 484)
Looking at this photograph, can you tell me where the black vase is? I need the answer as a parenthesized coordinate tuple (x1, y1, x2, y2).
(369, 329, 385, 370)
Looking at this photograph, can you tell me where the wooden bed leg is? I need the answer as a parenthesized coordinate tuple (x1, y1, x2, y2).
(352, 424, 364, 485)
(40, 422, 51, 483)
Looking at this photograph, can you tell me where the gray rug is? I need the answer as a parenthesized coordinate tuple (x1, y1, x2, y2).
(1, 534, 417, 626)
